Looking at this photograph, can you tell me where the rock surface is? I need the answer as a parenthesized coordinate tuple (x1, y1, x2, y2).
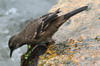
(38, 0, 100, 66)
(50, 0, 100, 43)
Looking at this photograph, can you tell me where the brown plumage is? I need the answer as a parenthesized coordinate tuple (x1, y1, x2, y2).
(8, 6, 88, 57)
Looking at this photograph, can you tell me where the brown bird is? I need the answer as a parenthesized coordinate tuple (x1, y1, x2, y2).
(8, 6, 88, 57)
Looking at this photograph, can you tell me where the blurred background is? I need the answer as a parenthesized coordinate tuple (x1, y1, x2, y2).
(0, 0, 57, 66)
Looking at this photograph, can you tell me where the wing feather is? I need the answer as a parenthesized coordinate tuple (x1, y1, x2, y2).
(35, 8, 61, 39)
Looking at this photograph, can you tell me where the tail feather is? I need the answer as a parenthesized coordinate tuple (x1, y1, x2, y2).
(64, 6, 88, 19)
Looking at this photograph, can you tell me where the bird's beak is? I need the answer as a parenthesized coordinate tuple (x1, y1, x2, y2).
(10, 50, 13, 58)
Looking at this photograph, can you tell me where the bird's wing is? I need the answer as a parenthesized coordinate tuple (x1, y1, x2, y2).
(42, 8, 60, 30)
(18, 8, 61, 42)
(35, 8, 61, 39)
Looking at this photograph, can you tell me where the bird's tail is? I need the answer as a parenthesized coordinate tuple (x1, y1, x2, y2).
(64, 6, 88, 20)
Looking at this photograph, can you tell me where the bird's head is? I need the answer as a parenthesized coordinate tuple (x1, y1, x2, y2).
(8, 35, 23, 57)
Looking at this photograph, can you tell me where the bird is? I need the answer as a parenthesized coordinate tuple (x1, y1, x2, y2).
(8, 6, 88, 57)
(8, 8, 61, 57)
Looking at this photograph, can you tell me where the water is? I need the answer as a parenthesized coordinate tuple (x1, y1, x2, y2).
(0, 0, 57, 66)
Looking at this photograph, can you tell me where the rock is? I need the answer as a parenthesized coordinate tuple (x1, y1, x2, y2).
(38, 0, 100, 66)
